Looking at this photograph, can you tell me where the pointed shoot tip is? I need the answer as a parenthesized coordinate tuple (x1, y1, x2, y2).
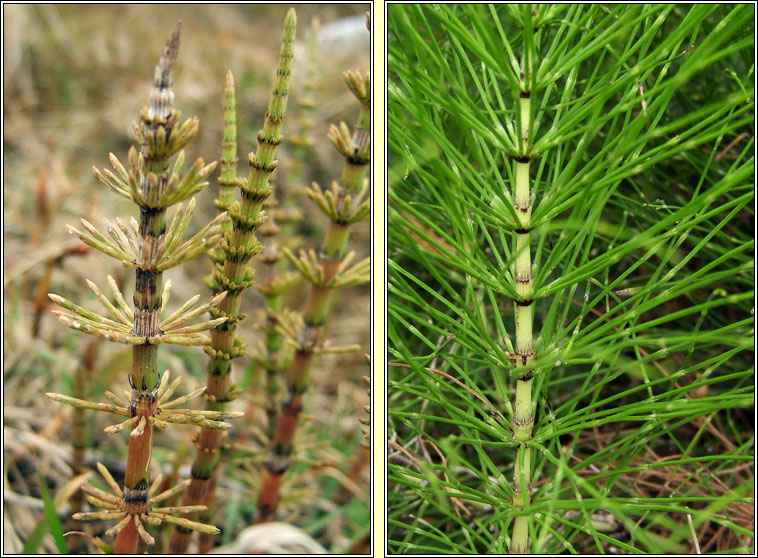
(286, 7, 296, 25)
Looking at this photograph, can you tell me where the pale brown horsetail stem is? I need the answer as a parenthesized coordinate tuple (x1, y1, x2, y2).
(197, 69, 240, 555)
(166, 9, 297, 554)
(46, 21, 241, 554)
(253, 191, 300, 438)
(254, 25, 371, 524)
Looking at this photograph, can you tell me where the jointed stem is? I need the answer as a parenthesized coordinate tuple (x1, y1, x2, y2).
(114, 24, 182, 553)
(48, 18, 234, 553)
(510, 43, 536, 554)
(166, 10, 297, 553)
(255, 67, 371, 524)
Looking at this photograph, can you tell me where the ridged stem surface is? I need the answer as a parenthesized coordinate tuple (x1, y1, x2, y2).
(166, 10, 296, 553)
(197, 70, 239, 554)
(254, 204, 296, 435)
(510, 24, 537, 553)
(114, 24, 182, 553)
(255, 70, 371, 525)
(47, 19, 228, 553)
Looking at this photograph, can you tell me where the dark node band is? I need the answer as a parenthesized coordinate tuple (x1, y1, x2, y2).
(139, 205, 161, 221)
(346, 154, 371, 166)
(190, 465, 213, 481)
(520, 90, 531, 98)
(266, 460, 290, 475)
(249, 158, 278, 173)
(257, 131, 283, 146)
(514, 155, 531, 163)
(239, 188, 273, 207)
(267, 451, 291, 474)
(135, 268, 160, 281)
(264, 110, 284, 124)
(304, 316, 326, 328)
(512, 414, 534, 426)
(282, 399, 304, 414)
(515, 298, 534, 306)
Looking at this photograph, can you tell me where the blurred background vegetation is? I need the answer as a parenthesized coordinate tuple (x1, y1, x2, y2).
(3, 3, 370, 553)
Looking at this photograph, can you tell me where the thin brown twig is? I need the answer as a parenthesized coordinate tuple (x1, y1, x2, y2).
(419, 435, 472, 519)
(388, 439, 471, 520)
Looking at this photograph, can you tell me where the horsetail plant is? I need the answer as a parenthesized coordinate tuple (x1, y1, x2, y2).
(250, 19, 325, 372)
(506, 22, 540, 553)
(388, 4, 753, 555)
(45, 22, 244, 553)
(255, 41, 371, 524)
(250, 54, 302, 435)
(192, 68, 241, 556)
(252, 191, 300, 435)
(267, 16, 320, 291)
(165, 9, 297, 553)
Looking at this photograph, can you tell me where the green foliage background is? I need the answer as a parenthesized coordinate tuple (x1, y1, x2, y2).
(388, 4, 754, 554)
